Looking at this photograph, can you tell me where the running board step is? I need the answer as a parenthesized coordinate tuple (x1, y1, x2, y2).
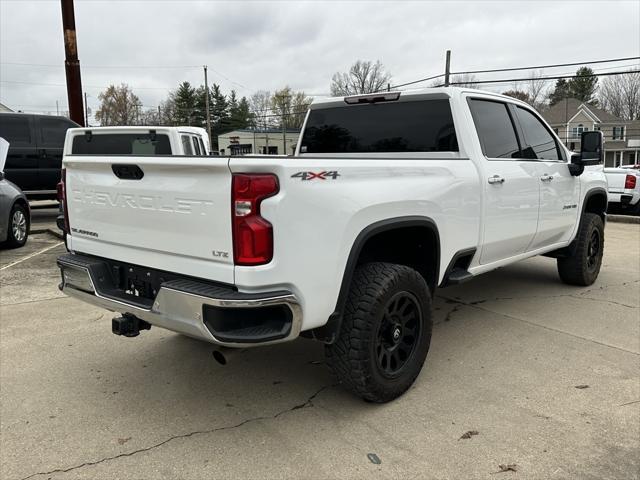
(446, 268, 473, 285)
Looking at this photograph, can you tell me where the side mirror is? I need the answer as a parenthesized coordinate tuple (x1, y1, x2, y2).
(0, 171, 4, 180)
(578, 131, 603, 165)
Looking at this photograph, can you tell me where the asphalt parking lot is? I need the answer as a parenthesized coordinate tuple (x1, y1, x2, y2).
(1, 222, 638, 480)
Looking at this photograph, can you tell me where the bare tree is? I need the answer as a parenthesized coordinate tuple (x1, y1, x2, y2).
(525, 70, 549, 111)
(450, 73, 478, 88)
(330, 60, 392, 96)
(250, 90, 273, 130)
(270, 87, 312, 129)
(95, 84, 141, 126)
(599, 70, 640, 121)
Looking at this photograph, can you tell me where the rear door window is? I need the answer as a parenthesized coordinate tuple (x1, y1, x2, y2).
(468, 99, 521, 159)
(191, 136, 202, 155)
(39, 117, 75, 147)
(0, 114, 32, 145)
(513, 107, 562, 161)
(300, 99, 458, 153)
(181, 135, 193, 155)
(72, 133, 172, 154)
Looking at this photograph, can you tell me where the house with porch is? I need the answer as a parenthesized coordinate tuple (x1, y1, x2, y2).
(541, 98, 639, 167)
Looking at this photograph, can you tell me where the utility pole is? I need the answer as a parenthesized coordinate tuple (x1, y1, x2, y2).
(83, 92, 88, 126)
(444, 50, 451, 87)
(60, 0, 85, 126)
(157, 105, 161, 126)
(56, 100, 59, 116)
(203, 65, 212, 151)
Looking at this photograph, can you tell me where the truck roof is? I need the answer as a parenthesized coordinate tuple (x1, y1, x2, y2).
(309, 86, 531, 110)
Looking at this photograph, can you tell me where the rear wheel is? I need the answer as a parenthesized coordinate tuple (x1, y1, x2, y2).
(557, 213, 604, 286)
(325, 262, 432, 403)
(4, 203, 29, 248)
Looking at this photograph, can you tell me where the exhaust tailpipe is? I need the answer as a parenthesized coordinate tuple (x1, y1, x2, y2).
(212, 347, 244, 365)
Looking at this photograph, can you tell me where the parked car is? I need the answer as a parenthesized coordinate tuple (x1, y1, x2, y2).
(0, 138, 30, 248)
(604, 167, 640, 214)
(0, 113, 79, 200)
(56, 87, 607, 402)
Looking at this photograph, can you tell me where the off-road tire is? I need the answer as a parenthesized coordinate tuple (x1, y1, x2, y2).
(557, 213, 604, 286)
(325, 262, 432, 403)
(4, 203, 29, 249)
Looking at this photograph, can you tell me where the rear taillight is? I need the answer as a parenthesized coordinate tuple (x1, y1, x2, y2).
(232, 174, 279, 265)
(624, 174, 637, 189)
(57, 169, 70, 233)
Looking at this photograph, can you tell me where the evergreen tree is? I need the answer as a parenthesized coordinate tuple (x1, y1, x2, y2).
(548, 78, 570, 106)
(568, 67, 598, 105)
(211, 84, 230, 136)
(172, 81, 197, 125)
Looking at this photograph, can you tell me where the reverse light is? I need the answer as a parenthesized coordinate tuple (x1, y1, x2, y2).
(57, 169, 70, 234)
(232, 174, 279, 266)
(624, 174, 636, 189)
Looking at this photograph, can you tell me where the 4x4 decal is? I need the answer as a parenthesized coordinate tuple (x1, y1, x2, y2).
(291, 171, 340, 181)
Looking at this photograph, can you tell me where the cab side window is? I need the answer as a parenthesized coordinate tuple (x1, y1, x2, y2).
(181, 135, 193, 155)
(514, 107, 562, 161)
(468, 99, 520, 159)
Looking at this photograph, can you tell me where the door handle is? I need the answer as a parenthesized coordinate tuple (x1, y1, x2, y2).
(540, 174, 554, 182)
(488, 175, 505, 185)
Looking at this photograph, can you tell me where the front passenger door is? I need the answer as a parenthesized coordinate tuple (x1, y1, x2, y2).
(511, 106, 580, 249)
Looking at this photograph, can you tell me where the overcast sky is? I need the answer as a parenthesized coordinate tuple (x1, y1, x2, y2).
(1, 0, 639, 122)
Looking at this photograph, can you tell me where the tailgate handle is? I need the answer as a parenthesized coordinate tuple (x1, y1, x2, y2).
(112, 164, 144, 180)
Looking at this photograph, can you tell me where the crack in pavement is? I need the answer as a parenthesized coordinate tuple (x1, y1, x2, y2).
(1, 296, 66, 307)
(436, 279, 640, 310)
(439, 295, 639, 356)
(18, 384, 335, 480)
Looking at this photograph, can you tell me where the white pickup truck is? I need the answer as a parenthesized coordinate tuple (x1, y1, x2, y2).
(56, 88, 608, 402)
(604, 166, 640, 214)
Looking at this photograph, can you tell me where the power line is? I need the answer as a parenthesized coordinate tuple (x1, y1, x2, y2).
(451, 56, 640, 75)
(389, 73, 445, 90)
(446, 69, 640, 86)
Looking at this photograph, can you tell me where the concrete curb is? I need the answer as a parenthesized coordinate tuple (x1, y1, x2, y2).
(608, 214, 640, 224)
(30, 228, 64, 239)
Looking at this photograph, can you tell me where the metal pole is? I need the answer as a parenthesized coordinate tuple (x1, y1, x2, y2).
(157, 105, 161, 125)
(60, 0, 85, 126)
(444, 50, 451, 87)
(56, 100, 59, 116)
(83, 91, 88, 126)
(203, 65, 212, 151)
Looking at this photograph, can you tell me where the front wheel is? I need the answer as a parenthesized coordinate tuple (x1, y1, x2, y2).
(325, 262, 433, 403)
(557, 213, 604, 286)
(4, 203, 29, 249)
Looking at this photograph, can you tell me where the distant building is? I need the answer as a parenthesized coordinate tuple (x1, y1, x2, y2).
(0, 102, 13, 112)
(542, 98, 639, 167)
(217, 128, 300, 156)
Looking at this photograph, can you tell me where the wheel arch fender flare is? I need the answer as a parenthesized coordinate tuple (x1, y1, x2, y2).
(308, 216, 441, 343)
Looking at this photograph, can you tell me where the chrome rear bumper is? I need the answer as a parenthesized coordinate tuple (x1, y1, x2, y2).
(57, 254, 302, 348)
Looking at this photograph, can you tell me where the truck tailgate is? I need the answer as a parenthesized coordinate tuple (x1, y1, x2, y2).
(65, 155, 234, 284)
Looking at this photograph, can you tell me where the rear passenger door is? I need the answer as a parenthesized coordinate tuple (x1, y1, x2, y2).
(0, 114, 39, 193)
(511, 106, 580, 249)
(468, 98, 540, 265)
(37, 116, 77, 193)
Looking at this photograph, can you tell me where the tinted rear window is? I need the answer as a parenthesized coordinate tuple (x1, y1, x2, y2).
(300, 99, 458, 154)
(0, 115, 31, 144)
(72, 133, 171, 155)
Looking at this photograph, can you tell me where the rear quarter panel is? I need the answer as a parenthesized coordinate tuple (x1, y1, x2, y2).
(230, 155, 481, 330)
